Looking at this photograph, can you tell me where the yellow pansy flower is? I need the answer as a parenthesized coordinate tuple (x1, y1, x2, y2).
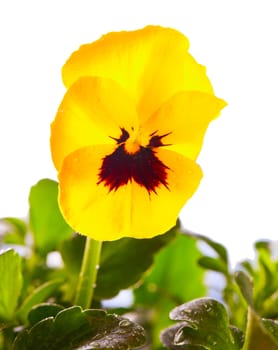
(50, 26, 226, 241)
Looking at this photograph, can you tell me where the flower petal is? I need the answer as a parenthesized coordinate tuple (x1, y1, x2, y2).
(62, 26, 213, 121)
(58, 145, 202, 240)
(142, 91, 227, 160)
(58, 144, 135, 241)
(128, 148, 203, 238)
(50, 76, 138, 170)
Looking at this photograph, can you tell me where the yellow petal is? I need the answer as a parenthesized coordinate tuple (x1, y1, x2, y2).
(50, 76, 138, 170)
(127, 149, 203, 238)
(62, 26, 213, 121)
(58, 145, 202, 240)
(58, 144, 134, 241)
(142, 91, 226, 160)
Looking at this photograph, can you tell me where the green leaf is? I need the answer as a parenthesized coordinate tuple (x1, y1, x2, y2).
(13, 306, 146, 350)
(59, 235, 85, 302)
(135, 234, 206, 305)
(229, 326, 245, 349)
(184, 231, 228, 265)
(0, 249, 23, 321)
(28, 303, 64, 326)
(239, 260, 255, 277)
(255, 240, 272, 251)
(17, 279, 64, 324)
(198, 256, 228, 274)
(243, 310, 278, 350)
(60, 234, 85, 275)
(134, 234, 206, 348)
(261, 318, 278, 345)
(237, 240, 278, 319)
(261, 289, 278, 318)
(95, 227, 177, 299)
(160, 323, 206, 349)
(161, 298, 243, 350)
(234, 270, 254, 307)
(0, 217, 27, 246)
(29, 179, 73, 254)
(253, 244, 278, 314)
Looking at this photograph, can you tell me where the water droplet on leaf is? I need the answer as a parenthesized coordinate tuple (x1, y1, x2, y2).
(174, 328, 186, 345)
(119, 319, 131, 328)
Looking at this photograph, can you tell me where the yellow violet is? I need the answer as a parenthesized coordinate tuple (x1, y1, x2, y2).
(50, 26, 226, 241)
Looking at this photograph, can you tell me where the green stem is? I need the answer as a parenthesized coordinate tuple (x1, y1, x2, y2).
(74, 237, 102, 309)
(242, 307, 257, 350)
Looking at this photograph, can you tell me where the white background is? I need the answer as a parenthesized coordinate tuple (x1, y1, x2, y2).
(1, 0, 278, 265)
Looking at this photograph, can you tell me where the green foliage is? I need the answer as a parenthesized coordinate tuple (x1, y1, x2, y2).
(234, 271, 253, 308)
(17, 279, 64, 324)
(232, 241, 278, 349)
(134, 234, 206, 348)
(191, 233, 229, 277)
(135, 234, 206, 303)
(186, 233, 247, 330)
(0, 217, 27, 245)
(0, 250, 23, 322)
(95, 229, 177, 299)
(1, 179, 278, 349)
(186, 233, 278, 350)
(60, 228, 177, 302)
(251, 241, 278, 318)
(161, 298, 244, 349)
(188, 232, 228, 266)
(28, 303, 64, 326)
(13, 306, 145, 350)
(260, 318, 278, 345)
(29, 179, 73, 254)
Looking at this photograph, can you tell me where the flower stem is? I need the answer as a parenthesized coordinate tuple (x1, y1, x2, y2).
(74, 237, 102, 309)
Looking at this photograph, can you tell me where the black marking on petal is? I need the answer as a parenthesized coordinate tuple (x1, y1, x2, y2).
(150, 130, 158, 137)
(98, 145, 169, 194)
(109, 128, 130, 144)
(148, 131, 172, 148)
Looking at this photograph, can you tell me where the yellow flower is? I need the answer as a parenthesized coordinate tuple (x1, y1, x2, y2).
(50, 26, 226, 241)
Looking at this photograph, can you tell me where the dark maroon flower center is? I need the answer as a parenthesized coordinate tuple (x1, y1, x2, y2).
(98, 128, 171, 194)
